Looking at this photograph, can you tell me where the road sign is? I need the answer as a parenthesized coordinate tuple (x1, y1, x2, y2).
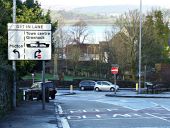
(8, 23, 51, 60)
(111, 67, 118, 74)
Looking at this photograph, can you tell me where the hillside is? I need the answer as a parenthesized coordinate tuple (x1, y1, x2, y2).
(49, 5, 159, 25)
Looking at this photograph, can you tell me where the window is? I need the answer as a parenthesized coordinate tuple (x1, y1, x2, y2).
(102, 82, 110, 86)
(97, 82, 101, 85)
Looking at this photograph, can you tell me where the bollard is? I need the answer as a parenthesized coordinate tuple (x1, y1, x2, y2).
(23, 90, 26, 101)
(70, 85, 73, 93)
(136, 83, 138, 92)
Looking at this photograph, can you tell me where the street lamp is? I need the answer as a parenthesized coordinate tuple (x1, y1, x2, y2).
(138, 0, 142, 93)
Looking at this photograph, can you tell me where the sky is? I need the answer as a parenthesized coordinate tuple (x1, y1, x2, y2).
(36, 0, 170, 10)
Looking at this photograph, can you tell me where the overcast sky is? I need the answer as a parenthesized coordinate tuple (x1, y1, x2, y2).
(36, 0, 170, 10)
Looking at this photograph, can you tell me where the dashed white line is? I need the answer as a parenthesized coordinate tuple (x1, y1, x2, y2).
(95, 109, 100, 112)
(82, 115, 87, 119)
(96, 115, 101, 118)
(83, 110, 87, 112)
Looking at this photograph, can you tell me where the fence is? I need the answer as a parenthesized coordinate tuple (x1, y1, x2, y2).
(0, 65, 13, 117)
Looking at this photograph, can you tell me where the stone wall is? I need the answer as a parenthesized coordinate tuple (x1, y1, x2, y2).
(0, 65, 13, 117)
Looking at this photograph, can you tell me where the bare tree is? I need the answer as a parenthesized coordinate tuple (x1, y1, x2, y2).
(67, 45, 81, 76)
(113, 10, 140, 80)
(53, 18, 71, 78)
(69, 20, 91, 44)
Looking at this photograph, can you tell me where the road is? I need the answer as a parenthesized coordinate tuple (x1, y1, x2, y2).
(55, 90, 170, 128)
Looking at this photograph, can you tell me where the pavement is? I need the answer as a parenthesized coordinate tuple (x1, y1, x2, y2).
(106, 89, 170, 98)
(0, 101, 58, 128)
(1, 89, 170, 128)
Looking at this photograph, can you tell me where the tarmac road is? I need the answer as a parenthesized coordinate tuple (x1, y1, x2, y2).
(56, 90, 170, 128)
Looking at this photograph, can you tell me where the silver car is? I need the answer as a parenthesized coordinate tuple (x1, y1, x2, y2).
(94, 81, 119, 92)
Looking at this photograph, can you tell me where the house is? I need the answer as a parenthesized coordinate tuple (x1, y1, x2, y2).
(65, 43, 100, 61)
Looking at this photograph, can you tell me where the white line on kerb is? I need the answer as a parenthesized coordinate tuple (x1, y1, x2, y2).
(57, 105, 63, 115)
(57, 105, 70, 128)
(60, 117, 70, 128)
(145, 113, 170, 123)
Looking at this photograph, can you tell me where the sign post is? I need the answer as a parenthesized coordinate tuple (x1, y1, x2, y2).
(8, 23, 51, 110)
(111, 66, 119, 85)
(12, 0, 16, 109)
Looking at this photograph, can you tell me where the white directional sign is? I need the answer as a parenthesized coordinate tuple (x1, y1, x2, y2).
(8, 23, 51, 60)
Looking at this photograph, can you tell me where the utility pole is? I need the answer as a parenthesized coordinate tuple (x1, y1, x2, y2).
(138, 0, 142, 94)
(12, 0, 17, 109)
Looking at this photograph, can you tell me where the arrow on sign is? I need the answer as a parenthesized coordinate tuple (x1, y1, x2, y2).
(34, 49, 41, 59)
(13, 49, 20, 58)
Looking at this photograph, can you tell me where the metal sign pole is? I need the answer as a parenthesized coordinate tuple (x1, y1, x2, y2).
(12, 0, 16, 109)
(138, 0, 142, 94)
(114, 74, 116, 85)
(42, 61, 45, 110)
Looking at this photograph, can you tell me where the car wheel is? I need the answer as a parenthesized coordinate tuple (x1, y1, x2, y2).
(51, 94, 55, 100)
(80, 86, 85, 91)
(95, 87, 99, 91)
(110, 87, 115, 92)
(37, 94, 42, 101)
(29, 95, 33, 101)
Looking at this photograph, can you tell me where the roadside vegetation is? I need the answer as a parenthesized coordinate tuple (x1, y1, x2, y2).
(0, 0, 57, 116)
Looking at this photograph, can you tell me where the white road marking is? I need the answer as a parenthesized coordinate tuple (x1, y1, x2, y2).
(82, 115, 87, 119)
(112, 114, 131, 118)
(95, 109, 100, 112)
(83, 110, 87, 112)
(57, 104, 71, 128)
(60, 117, 71, 128)
(106, 108, 118, 111)
(106, 109, 112, 111)
(57, 105, 63, 114)
(70, 110, 82, 114)
(96, 115, 101, 118)
(68, 116, 155, 121)
(94, 99, 158, 111)
(145, 113, 170, 123)
(161, 105, 170, 111)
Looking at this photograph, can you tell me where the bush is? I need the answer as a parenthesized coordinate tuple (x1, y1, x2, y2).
(116, 80, 136, 88)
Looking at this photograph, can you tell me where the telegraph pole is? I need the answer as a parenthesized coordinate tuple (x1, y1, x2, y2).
(12, 0, 17, 109)
(138, 0, 142, 94)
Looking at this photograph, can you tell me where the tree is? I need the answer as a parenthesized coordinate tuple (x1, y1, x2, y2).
(108, 9, 169, 81)
(69, 20, 91, 44)
(53, 18, 70, 76)
(142, 10, 170, 70)
(113, 10, 140, 80)
(142, 14, 162, 67)
(154, 10, 170, 62)
(67, 45, 81, 76)
(0, 0, 12, 64)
